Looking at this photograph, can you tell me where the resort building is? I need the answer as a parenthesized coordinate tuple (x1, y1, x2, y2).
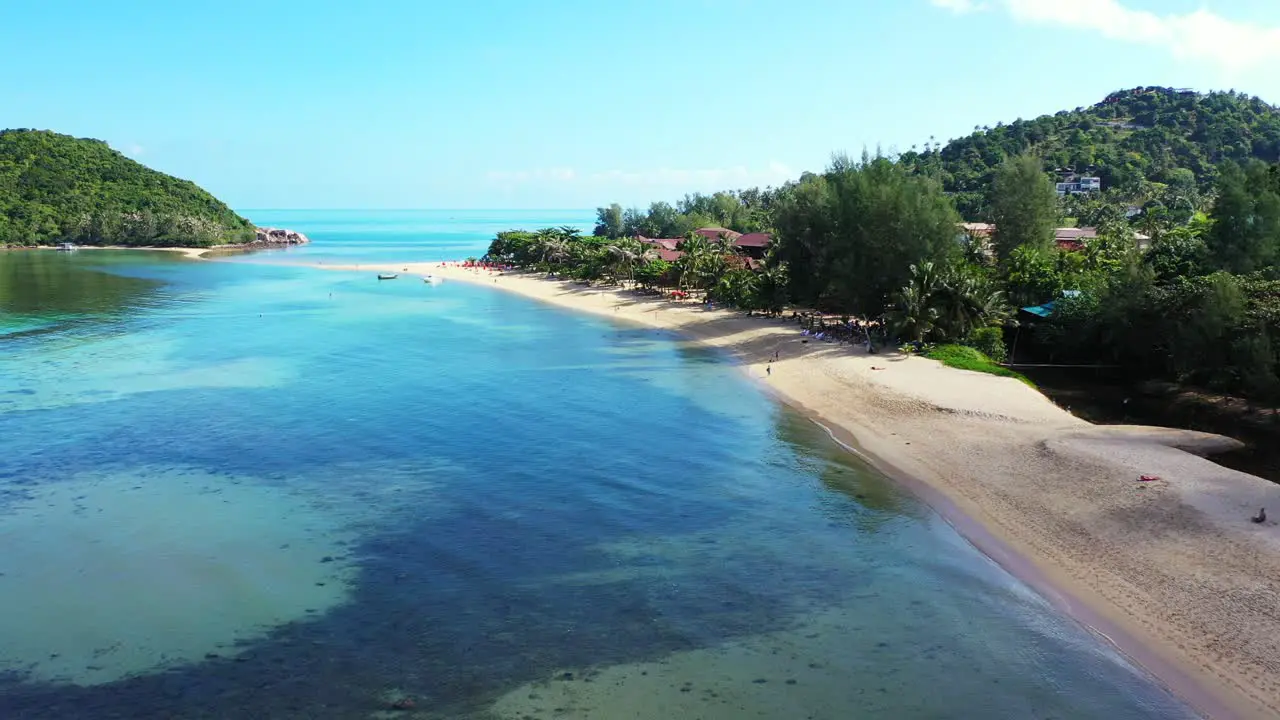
(693, 227, 741, 241)
(636, 237, 682, 251)
(957, 222, 996, 258)
(1054, 227, 1097, 252)
(953, 223, 1148, 253)
(734, 232, 772, 260)
(637, 228, 774, 264)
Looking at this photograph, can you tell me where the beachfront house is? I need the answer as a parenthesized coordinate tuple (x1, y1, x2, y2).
(693, 227, 742, 242)
(1054, 227, 1097, 252)
(956, 223, 996, 261)
(638, 228, 774, 266)
(957, 223, 996, 258)
(956, 224, 1145, 253)
(694, 227, 773, 260)
(1055, 226, 1151, 252)
(733, 232, 772, 260)
(636, 236, 682, 252)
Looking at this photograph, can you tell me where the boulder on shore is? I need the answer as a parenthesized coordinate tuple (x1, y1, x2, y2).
(254, 227, 309, 245)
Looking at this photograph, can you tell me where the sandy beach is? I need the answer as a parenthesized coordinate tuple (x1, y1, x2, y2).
(17, 245, 214, 259)
(297, 260, 1277, 717)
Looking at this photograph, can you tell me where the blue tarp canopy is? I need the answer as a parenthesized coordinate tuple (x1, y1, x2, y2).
(1021, 302, 1056, 318)
(1021, 290, 1079, 318)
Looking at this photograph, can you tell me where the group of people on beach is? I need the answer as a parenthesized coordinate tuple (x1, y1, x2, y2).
(792, 312, 880, 353)
(458, 259, 510, 271)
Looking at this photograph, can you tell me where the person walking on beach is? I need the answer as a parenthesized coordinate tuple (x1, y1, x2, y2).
(766, 364, 771, 377)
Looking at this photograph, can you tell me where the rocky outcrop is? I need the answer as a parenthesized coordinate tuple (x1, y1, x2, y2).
(254, 227, 310, 245)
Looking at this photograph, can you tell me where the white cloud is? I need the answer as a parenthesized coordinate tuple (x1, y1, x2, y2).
(930, 0, 1280, 71)
(929, 0, 988, 14)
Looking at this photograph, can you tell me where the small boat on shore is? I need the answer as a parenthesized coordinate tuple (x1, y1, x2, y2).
(377, 273, 398, 280)
(55, 243, 78, 252)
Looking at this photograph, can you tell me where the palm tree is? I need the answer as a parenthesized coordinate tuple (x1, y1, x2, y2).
(890, 262, 943, 343)
(605, 242, 637, 286)
(757, 262, 790, 314)
(934, 271, 1008, 340)
(534, 228, 568, 274)
(890, 262, 1008, 344)
(675, 233, 727, 292)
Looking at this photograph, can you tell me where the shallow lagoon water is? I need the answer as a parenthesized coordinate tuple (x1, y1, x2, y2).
(0, 217, 1199, 718)
(0, 467, 356, 685)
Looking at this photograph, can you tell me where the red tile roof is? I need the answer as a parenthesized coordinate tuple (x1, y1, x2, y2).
(1054, 227, 1098, 242)
(638, 236, 681, 251)
(1054, 227, 1097, 252)
(959, 222, 995, 237)
(695, 227, 743, 241)
(655, 248, 684, 262)
(735, 232, 772, 248)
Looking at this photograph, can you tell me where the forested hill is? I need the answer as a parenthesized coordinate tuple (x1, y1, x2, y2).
(898, 87, 1280, 219)
(0, 129, 256, 247)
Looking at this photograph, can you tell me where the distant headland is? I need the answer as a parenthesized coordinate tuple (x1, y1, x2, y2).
(0, 129, 306, 251)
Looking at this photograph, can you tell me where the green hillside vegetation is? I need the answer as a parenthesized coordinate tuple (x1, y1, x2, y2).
(0, 129, 255, 247)
(899, 86, 1280, 220)
(493, 87, 1280, 404)
(588, 90, 1280, 243)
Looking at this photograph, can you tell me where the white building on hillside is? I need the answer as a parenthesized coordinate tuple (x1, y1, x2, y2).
(1056, 176, 1101, 195)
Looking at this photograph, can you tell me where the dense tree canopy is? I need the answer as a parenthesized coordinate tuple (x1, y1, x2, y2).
(593, 189, 777, 239)
(0, 129, 255, 247)
(1036, 155, 1280, 400)
(771, 153, 961, 314)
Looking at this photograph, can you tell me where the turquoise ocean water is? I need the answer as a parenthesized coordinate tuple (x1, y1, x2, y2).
(0, 210, 1198, 718)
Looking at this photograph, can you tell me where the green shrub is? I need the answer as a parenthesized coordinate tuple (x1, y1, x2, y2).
(924, 345, 1032, 386)
(966, 326, 1008, 364)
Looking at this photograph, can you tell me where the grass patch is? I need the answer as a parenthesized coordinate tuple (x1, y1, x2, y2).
(923, 345, 1035, 387)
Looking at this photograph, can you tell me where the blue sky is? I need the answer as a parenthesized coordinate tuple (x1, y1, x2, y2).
(6, 0, 1280, 209)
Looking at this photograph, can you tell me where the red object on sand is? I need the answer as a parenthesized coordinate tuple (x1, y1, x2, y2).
(1139, 475, 1160, 482)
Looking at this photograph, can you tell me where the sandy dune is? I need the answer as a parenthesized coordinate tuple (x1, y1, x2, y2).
(310, 261, 1279, 718)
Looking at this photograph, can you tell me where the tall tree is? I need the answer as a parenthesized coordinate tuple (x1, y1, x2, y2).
(621, 207, 646, 237)
(990, 153, 1060, 259)
(1206, 160, 1280, 274)
(593, 204, 624, 238)
(645, 202, 682, 238)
